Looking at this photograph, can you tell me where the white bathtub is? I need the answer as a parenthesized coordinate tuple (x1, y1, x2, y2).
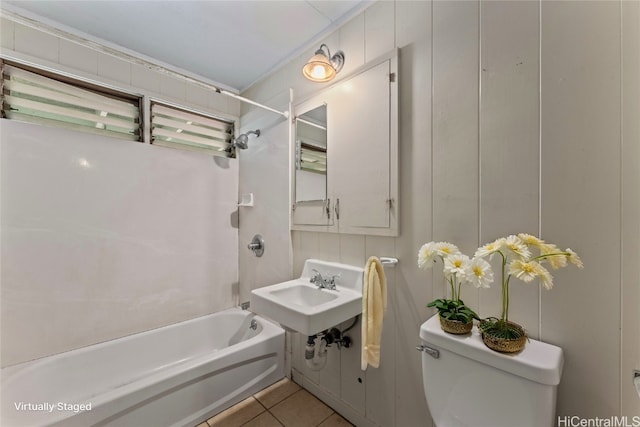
(1, 308, 285, 427)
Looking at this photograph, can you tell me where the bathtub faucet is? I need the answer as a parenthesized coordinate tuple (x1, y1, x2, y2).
(310, 269, 339, 290)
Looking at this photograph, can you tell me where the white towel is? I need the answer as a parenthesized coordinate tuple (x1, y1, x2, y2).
(361, 256, 387, 371)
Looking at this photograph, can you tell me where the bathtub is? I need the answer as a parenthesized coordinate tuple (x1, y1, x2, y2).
(1, 307, 285, 427)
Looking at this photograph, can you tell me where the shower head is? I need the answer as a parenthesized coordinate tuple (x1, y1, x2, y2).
(233, 129, 260, 150)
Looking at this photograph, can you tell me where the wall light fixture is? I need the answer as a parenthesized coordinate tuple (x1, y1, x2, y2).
(302, 44, 345, 83)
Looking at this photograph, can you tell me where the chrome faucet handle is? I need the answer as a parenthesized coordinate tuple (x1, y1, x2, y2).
(310, 269, 323, 284)
(326, 274, 340, 290)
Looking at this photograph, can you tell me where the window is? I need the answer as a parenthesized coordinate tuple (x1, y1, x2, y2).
(151, 102, 235, 158)
(297, 141, 327, 174)
(1, 62, 141, 141)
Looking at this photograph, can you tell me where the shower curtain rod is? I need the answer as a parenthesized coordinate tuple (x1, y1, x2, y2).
(1, 8, 290, 120)
(218, 89, 289, 118)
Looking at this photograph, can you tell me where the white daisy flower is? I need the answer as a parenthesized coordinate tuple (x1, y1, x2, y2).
(508, 259, 546, 283)
(540, 243, 568, 270)
(474, 237, 506, 259)
(417, 242, 438, 270)
(465, 257, 494, 288)
(434, 241, 460, 257)
(517, 233, 544, 248)
(504, 235, 531, 260)
(443, 253, 470, 279)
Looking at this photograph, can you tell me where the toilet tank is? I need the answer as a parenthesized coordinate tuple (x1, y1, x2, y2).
(419, 315, 563, 427)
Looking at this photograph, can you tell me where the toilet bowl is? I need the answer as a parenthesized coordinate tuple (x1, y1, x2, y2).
(419, 315, 563, 427)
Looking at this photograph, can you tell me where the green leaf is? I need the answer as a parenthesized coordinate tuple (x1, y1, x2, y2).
(436, 301, 450, 311)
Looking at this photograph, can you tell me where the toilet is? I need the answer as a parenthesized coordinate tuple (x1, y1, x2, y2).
(419, 315, 564, 427)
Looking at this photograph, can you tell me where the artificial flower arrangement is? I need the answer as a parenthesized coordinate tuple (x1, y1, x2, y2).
(473, 233, 583, 351)
(418, 241, 494, 334)
(419, 234, 583, 351)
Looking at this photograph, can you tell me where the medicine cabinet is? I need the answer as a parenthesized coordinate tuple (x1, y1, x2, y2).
(291, 49, 398, 236)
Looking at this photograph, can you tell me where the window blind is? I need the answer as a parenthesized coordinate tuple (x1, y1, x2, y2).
(297, 141, 327, 174)
(151, 103, 234, 157)
(1, 64, 141, 141)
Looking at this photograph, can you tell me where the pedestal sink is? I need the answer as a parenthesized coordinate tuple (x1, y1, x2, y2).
(250, 259, 363, 335)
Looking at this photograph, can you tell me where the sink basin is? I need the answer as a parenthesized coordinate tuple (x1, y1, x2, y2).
(270, 285, 338, 307)
(250, 259, 363, 336)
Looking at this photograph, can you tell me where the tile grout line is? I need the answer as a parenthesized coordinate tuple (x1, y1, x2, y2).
(265, 387, 303, 410)
(315, 411, 336, 427)
(200, 379, 352, 427)
(267, 389, 302, 426)
(250, 383, 301, 427)
(265, 406, 285, 427)
(238, 397, 269, 427)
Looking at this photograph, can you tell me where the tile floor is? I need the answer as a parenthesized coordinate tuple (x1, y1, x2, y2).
(196, 378, 353, 427)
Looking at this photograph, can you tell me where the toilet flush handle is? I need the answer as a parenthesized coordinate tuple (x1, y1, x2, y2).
(416, 344, 439, 359)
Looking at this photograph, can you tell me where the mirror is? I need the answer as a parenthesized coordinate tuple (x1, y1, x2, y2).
(295, 105, 327, 203)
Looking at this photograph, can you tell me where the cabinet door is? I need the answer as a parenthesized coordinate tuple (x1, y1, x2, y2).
(328, 58, 397, 235)
(291, 200, 333, 228)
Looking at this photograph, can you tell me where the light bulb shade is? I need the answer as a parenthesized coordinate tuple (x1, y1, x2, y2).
(303, 54, 336, 82)
(303, 45, 345, 82)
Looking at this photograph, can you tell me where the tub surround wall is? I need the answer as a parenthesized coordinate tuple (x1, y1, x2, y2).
(0, 16, 241, 368)
(238, 111, 293, 305)
(241, 0, 640, 424)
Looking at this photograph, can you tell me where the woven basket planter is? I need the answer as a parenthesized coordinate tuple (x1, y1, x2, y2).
(480, 320, 527, 353)
(438, 315, 473, 335)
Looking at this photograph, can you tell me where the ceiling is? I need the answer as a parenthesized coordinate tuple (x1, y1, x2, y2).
(3, 1, 369, 92)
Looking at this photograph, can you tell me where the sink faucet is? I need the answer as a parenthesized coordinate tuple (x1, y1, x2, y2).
(310, 269, 339, 290)
(310, 269, 324, 286)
